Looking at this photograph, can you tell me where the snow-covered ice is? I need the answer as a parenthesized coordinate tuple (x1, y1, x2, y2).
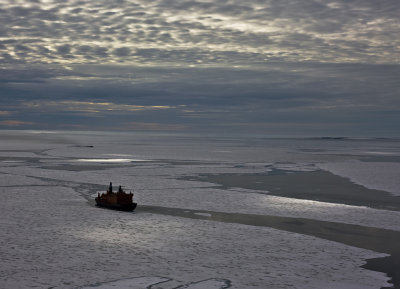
(1, 130, 399, 289)
(0, 185, 390, 289)
(318, 160, 400, 196)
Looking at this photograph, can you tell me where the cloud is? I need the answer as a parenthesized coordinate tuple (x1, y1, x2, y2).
(123, 122, 187, 131)
(0, 0, 398, 66)
(56, 44, 72, 55)
(0, 120, 34, 126)
(113, 47, 131, 57)
(20, 100, 180, 114)
(1, 61, 399, 111)
(0, 0, 399, 135)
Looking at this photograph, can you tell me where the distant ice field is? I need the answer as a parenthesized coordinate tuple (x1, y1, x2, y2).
(1, 130, 399, 289)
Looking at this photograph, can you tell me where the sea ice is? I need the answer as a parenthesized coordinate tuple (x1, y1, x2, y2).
(318, 160, 400, 196)
(0, 184, 391, 289)
(0, 131, 398, 289)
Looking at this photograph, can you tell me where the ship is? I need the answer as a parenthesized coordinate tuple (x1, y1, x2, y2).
(95, 182, 137, 211)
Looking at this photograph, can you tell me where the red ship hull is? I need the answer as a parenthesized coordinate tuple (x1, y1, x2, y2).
(95, 199, 137, 211)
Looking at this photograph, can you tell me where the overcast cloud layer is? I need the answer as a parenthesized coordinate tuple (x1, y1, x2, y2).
(0, 0, 399, 136)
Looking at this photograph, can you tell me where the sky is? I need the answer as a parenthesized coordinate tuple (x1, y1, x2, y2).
(0, 0, 399, 136)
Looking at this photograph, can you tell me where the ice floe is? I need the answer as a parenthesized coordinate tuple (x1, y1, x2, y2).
(318, 160, 400, 196)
